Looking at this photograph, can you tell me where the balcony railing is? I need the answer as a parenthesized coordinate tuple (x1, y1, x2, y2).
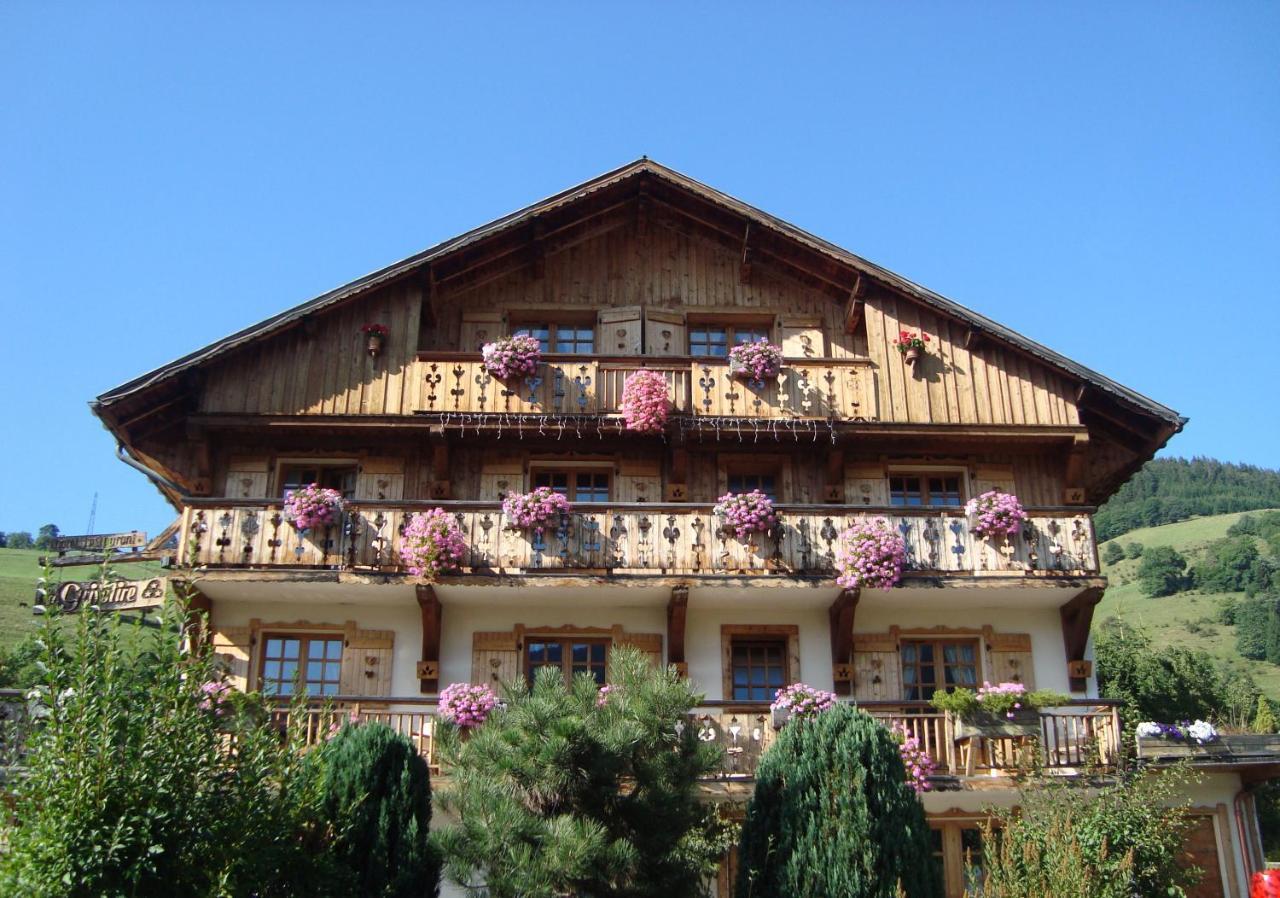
(413, 356, 875, 421)
(275, 699, 1122, 779)
(181, 501, 1097, 577)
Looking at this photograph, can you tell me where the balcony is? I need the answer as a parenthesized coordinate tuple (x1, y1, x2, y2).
(181, 501, 1098, 579)
(277, 699, 1122, 780)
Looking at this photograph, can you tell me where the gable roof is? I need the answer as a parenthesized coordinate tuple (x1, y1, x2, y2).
(93, 158, 1183, 428)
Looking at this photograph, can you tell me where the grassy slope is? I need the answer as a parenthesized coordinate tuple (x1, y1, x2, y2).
(1095, 509, 1280, 699)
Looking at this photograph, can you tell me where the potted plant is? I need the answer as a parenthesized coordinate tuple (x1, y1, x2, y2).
(617, 369, 670, 433)
(282, 483, 345, 533)
(481, 334, 542, 381)
(362, 323, 389, 357)
(501, 486, 573, 534)
(835, 518, 907, 590)
(964, 490, 1028, 540)
(438, 682, 499, 729)
(931, 681, 1069, 740)
(769, 683, 836, 728)
(727, 338, 784, 383)
(893, 330, 930, 365)
(1134, 719, 1226, 756)
(713, 489, 779, 540)
(399, 508, 468, 579)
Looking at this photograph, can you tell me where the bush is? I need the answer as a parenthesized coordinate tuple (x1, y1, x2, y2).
(1094, 621, 1231, 730)
(432, 646, 732, 898)
(1234, 597, 1280, 663)
(736, 704, 941, 898)
(1136, 545, 1188, 596)
(1102, 542, 1125, 566)
(1256, 696, 1279, 734)
(1125, 541, 1145, 559)
(320, 722, 439, 897)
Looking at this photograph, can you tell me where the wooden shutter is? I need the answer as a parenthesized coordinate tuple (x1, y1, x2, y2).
(987, 632, 1035, 690)
(971, 464, 1016, 497)
(472, 631, 521, 687)
(212, 625, 253, 692)
(599, 306, 643, 355)
(460, 311, 504, 353)
(479, 453, 524, 501)
(644, 309, 686, 357)
(845, 463, 889, 507)
(223, 456, 270, 499)
(357, 457, 405, 501)
(853, 632, 901, 701)
(614, 631, 664, 669)
(616, 458, 661, 503)
(779, 316, 824, 359)
(340, 627, 394, 697)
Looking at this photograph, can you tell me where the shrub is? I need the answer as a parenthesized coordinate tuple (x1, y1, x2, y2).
(1102, 542, 1125, 565)
(1125, 541, 1145, 559)
(319, 723, 439, 898)
(1094, 621, 1231, 730)
(736, 704, 941, 898)
(1136, 545, 1188, 596)
(1255, 696, 1279, 734)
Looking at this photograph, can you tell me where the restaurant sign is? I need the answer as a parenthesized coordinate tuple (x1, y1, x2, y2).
(44, 577, 168, 614)
(50, 531, 148, 552)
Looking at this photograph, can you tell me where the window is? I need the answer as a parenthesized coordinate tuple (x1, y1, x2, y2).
(689, 322, 771, 357)
(280, 463, 357, 499)
(727, 472, 777, 501)
(931, 822, 987, 898)
(901, 639, 979, 701)
(889, 473, 964, 507)
(261, 634, 343, 696)
(525, 637, 609, 685)
(533, 468, 611, 502)
(514, 323, 594, 354)
(730, 639, 788, 701)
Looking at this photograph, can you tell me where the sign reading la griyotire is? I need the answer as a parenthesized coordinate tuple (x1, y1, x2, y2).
(42, 577, 167, 614)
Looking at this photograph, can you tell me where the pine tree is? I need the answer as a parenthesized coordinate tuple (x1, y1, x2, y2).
(735, 704, 941, 898)
(1255, 696, 1278, 735)
(321, 722, 439, 898)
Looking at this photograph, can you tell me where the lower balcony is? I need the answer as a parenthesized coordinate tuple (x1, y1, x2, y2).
(182, 501, 1097, 579)
(274, 698, 1123, 781)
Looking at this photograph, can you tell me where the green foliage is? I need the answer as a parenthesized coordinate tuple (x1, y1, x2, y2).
(974, 768, 1201, 898)
(6, 531, 34, 550)
(1136, 545, 1188, 596)
(0, 634, 42, 688)
(1233, 597, 1280, 664)
(1192, 536, 1275, 595)
(1125, 541, 1145, 559)
(319, 722, 439, 898)
(1255, 695, 1279, 734)
(1101, 542, 1125, 565)
(1095, 457, 1280, 542)
(433, 646, 732, 898)
(929, 688, 1069, 719)
(736, 704, 941, 898)
(34, 524, 60, 551)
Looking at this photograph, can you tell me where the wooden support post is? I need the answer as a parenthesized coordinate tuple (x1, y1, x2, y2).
(667, 585, 689, 678)
(430, 441, 451, 499)
(844, 275, 865, 334)
(1063, 433, 1089, 504)
(182, 586, 213, 655)
(824, 448, 845, 503)
(665, 447, 689, 502)
(829, 589, 859, 696)
(1060, 586, 1103, 692)
(416, 585, 442, 694)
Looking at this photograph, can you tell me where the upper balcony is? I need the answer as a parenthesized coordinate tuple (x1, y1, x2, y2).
(180, 500, 1098, 582)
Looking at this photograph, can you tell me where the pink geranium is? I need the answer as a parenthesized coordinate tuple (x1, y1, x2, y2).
(283, 483, 345, 531)
(439, 682, 498, 728)
(399, 508, 468, 578)
(893, 723, 936, 793)
(618, 370, 670, 433)
(835, 518, 907, 590)
(727, 339, 784, 382)
(714, 490, 779, 539)
(197, 680, 232, 716)
(502, 486, 573, 533)
(965, 490, 1028, 539)
(771, 683, 837, 720)
(481, 334, 541, 380)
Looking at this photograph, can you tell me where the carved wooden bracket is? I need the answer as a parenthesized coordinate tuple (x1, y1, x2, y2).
(667, 585, 689, 677)
(1060, 586, 1103, 692)
(416, 585, 442, 694)
(829, 589, 859, 696)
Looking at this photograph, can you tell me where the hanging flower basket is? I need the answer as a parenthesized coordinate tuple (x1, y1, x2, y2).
(438, 682, 498, 728)
(770, 683, 836, 728)
(835, 518, 907, 590)
(362, 323, 388, 357)
(399, 508, 468, 579)
(964, 490, 1028, 539)
(283, 484, 345, 532)
(502, 486, 572, 534)
(618, 369, 670, 433)
(481, 334, 542, 380)
(713, 490, 779, 540)
(893, 330, 930, 365)
(727, 339, 784, 383)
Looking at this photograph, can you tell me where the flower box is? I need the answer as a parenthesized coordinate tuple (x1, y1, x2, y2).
(953, 707, 1041, 740)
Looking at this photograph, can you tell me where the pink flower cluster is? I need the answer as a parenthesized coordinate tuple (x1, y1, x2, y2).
(596, 684, 620, 708)
(502, 486, 573, 534)
(618, 370, 670, 433)
(326, 710, 361, 741)
(399, 508, 468, 578)
(977, 681, 1027, 719)
(481, 334, 542, 380)
(771, 683, 837, 720)
(198, 680, 232, 716)
(835, 518, 907, 590)
(714, 490, 779, 539)
(283, 484, 345, 531)
(893, 723, 936, 793)
(965, 489, 1028, 539)
(439, 682, 498, 728)
(727, 339, 784, 382)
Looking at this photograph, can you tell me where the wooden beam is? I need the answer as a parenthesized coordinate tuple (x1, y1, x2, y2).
(829, 589, 859, 696)
(739, 222, 752, 285)
(667, 585, 689, 678)
(182, 586, 213, 655)
(964, 327, 985, 351)
(530, 219, 546, 280)
(416, 585, 442, 694)
(1060, 586, 1103, 692)
(1063, 433, 1090, 504)
(430, 441, 451, 499)
(844, 275, 865, 334)
(825, 449, 845, 503)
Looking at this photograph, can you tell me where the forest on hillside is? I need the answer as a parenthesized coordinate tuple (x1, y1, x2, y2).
(1095, 457, 1280, 541)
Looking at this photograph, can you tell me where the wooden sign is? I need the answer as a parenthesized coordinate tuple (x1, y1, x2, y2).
(50, 531, 148, 552)
(1067, 659, 1093, 679)
(44, 577, 167, 614)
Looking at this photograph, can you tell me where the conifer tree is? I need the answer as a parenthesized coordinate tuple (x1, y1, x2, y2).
(735, 704, 941, 898)
(1255, 695, 1278, 735)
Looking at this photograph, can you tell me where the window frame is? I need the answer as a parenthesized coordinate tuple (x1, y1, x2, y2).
(721, 456, 786, 502)
(529, 463, 613, 502)
(728, 637, 790, 702)
(523, 635, 611, 685)
(887, 468, 968, 508)
(720, 624, 799, 703)
(510, 312, 597, 355)
(900, 637, 981, 702)
(277, 458, 359, 500)
(687, 316, 774, 358)
(258, 632, 345, 697)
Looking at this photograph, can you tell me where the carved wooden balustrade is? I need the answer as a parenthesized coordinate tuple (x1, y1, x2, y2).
(412, 356, 875, 421)
(181, 501, 1097, 577)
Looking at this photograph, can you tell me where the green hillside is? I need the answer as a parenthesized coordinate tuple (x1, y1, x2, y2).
(1095, 509, 1280, 699)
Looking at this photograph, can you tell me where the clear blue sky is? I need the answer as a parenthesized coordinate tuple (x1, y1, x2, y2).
(1, 4, 1277, 539)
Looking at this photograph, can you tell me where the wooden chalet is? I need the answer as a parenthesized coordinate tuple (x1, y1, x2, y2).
(94, 159, 1265, 896)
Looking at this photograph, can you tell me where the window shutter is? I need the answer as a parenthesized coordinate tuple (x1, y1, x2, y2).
(972, 464, 1016, 497)
(778, 316, 824, 359)
(224, 456, 270, 499)
(614, 631, 664, 669)
(340, 627, 394, 697)
(644, 309, 686, 357)
(479, 453, 524, 501)
(460, 311, 504, 353)
(616, 458, 661, 503)
(356, 457, 405, 501)
(472, 631, 521, 687)
(212, 625, 253, 692)
(598, 306, 643, 355)
(845, 463, 889, 507)
(853, 632, 901, 702)
(986, 632, 1035, 690)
